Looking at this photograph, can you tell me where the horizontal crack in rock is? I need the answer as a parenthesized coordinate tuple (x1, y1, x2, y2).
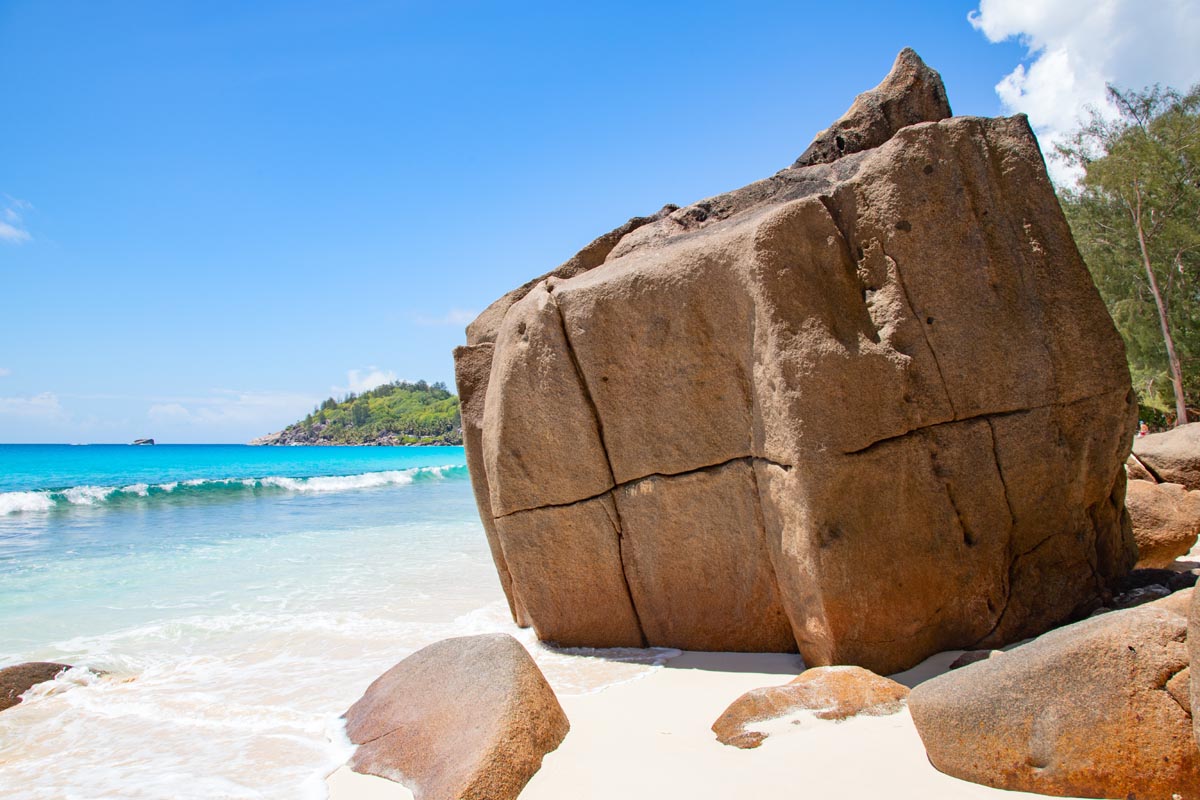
(492, 455, 795, 521)
(843, 386, 1128, 457)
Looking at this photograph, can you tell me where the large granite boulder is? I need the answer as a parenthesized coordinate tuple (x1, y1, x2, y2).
(454, 49, 1136, 674)
(0, 662, 71, 712)
(1136, 423, 1200, 489)
(343, 634, 569, 800)
(712, 666, 908, 749)
(910, 605, 1198, 798)
(1127, 479, 1200, 568)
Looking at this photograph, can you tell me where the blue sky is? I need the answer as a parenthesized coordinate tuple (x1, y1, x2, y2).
(1, 1, 1195, 442)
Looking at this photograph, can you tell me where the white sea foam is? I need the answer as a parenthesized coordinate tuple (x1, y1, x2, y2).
(0, 491, 55, 514)
(0, 465, 466, 515)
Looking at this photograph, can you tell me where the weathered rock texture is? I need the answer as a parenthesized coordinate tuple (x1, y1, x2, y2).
(1135, 423, 1200, 490)
(343, 634, 568, 800)
(1191, 586, 1200, 750)
(910, 606, 1199, 799)
(455, 49, 1137, 674)
(0, 662, 71, 712)
(712, 666, 908, 749)
(1127, 479, 1200, 568)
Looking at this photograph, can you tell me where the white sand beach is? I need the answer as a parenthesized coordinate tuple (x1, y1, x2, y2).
(326, 649, 1085, 800)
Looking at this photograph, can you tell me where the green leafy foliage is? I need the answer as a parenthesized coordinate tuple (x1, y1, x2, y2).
(282, 380, 461, 445)
(1058, 83, 1200, 425)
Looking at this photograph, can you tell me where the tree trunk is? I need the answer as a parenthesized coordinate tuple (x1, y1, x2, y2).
(1135, 199, 1189, 425)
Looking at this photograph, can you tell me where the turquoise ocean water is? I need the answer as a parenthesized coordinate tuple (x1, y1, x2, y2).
(0, 445, 669, 799)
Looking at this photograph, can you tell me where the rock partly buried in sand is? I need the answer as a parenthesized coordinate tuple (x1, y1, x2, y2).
(0, 662, 71, 712)
(1127, 480, 1200, 568)
(343, 634, 568, 800)
(455, 48, 1136, 675)
(712, 666, 909, 749)
(909, 606, 1199, 799)
(1135, 423, 1200, 490)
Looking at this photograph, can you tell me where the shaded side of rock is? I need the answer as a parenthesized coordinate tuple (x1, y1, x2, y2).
(947, 650, 1001, 670)
(1127, 453, 1159, 483)
(1127, 479, 1200, 568)
(910, 607, 1198, 798)
(344, 634, 568, 800)
(794, 48, 951, 166)
(0, 662, 72, 712)
(712, 666, 908, 749)
(1135, 422, 1200, 489)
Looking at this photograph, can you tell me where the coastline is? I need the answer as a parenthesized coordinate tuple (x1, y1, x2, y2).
(326, 649, 1084, 800)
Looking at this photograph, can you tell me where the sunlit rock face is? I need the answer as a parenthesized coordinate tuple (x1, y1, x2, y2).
(454, 49, 1136, 675)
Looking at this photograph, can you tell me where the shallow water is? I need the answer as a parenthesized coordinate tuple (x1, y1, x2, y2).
(0, 445, 673, 799)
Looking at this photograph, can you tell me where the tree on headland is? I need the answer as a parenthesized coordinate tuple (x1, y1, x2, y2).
(1058, 84, 1200, 427)
(269, 380, 461, 445)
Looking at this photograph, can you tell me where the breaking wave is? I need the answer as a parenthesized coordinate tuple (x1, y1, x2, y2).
(0, 465, 468, 515)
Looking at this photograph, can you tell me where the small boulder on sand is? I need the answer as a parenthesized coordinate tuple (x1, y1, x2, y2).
(909, 605, 1199, 799)
(0, 662, 71, 712)
(1134, 422, 1200, 490)
(343, 634, 569, 800)
(1127, 479, 1200, 568)
(712, 666, 909, 749)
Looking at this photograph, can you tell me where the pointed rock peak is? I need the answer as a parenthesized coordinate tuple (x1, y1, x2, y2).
(793, 48, 951, 167)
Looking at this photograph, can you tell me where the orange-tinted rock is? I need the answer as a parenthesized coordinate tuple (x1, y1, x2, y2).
(1127, 479, 1200, 568)
(0, 662, 71, 712)
(712, 666, 909, 749)
(910, 607, 1199, 799)
(343, 634, 568, 800)
(455, 48, 1136, 674)
(1135, 422, 1200, 489)
(1191, 585, 1200, 752)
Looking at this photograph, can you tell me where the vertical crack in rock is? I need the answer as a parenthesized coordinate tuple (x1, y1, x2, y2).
(977, 417, 1017, 643)
(547, 286, 647, 646)
(747, 459, 805, 658)
(882, 246, 958, 419)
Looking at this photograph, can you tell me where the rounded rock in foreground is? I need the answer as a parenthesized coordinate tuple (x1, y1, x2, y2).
(343, 633, 569, 800)
(909, 606, 1199, 799)
(711, 666, 909, 749)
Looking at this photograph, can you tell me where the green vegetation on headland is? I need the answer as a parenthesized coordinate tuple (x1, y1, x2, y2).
(1058, 83, 1200, 429)
(251, 380, 462, 446)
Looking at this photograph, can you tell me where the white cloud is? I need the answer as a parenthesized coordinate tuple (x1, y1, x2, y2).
(0, 392, 64, 417)
(0, 196, 32, 243)
(969, 0, 1200, 182)
(0, 368, 10, 377)
(147, 390, 318, 427)
(412, 308, 478, 327)
(340, 367, 398, 395)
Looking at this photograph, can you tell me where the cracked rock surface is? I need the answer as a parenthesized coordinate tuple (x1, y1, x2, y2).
(453, 48, 1137, 674)
(909, 604, 1199, 798)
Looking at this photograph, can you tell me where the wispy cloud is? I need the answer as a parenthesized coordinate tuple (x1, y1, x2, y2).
(0, 392, 64, 417)
(0, 196, 32, 243)
(412, 308, 478, 327)
(0, 368, 10, 378)
(147, 389, 318, 427)
(969, 0, 1200, 183)
(336, 367, 398, 395)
